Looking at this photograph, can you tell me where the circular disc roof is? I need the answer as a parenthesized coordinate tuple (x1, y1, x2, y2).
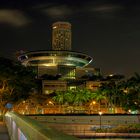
(18, 50, 93, 67)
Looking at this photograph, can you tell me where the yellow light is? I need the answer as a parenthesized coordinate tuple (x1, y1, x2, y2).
(92, 101, 96, 105)
(43, 64, 56, 66)
(53, 26, 57, 29)
(48, 101, 54, 105)
(123, 89, 128, 93)
(90, 101, 96, 106)
(49, 101, 52, 104)
(99, 111, 102, 115)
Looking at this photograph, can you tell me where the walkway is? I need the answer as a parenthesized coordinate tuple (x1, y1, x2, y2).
(0, 122, 10, 140)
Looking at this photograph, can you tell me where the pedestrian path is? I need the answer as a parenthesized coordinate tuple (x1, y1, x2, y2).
(0, 122, 10, 140)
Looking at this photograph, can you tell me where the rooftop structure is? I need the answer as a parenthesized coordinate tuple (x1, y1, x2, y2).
(18, 21, 93, 79)
(18, 50, 92, 67)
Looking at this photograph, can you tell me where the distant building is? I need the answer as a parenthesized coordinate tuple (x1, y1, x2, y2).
(52, 22, 71, 51)
(18, 21, 101, 94)
(42, 80, 67, 94)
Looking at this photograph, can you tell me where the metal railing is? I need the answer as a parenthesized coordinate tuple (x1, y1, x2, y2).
(4, 111, 79, 140)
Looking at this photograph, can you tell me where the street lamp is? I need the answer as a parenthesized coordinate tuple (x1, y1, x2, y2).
(92, 101, 96, 105)
(128, 109, 131, 114)
(48, 100, 54, 105)
(89, 101, 96, 114)
(98, 111, 102, 129)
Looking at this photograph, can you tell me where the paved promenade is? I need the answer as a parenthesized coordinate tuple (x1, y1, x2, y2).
(0, 122, 10, 140)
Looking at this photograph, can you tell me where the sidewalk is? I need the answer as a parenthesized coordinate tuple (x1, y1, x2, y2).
(0, 122, 10, 140)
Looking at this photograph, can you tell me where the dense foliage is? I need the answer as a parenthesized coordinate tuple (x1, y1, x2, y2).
(0, 57, 38, 112)
(103, 73, 140, 112)
(52, 73, 140, 113)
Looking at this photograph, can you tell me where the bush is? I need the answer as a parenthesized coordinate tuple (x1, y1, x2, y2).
(95, 124, 140, 133)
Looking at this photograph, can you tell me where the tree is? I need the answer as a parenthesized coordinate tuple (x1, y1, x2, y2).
(64, 89, 75, 105)
(81, 74, 103, 81)
(0, 57, 37, 113)
(99, 81, 123, 113)
(52, 88, 95, 113)
(121, 73, 140, 112)
(91, 89, 107, 111)
(52, 91, 65, 105)
(72, 88, 92, 106)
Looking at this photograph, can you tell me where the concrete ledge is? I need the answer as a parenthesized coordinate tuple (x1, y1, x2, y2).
(76, 133, 140, 138)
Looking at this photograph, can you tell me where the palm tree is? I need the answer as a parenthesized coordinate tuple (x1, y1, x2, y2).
(64, 89, 75, 105)
(52, 91, 65, 105)
(99, 81, 122, 113)
(73, 88, 91, 106)
(92, 89, 107, 111)
(52, 91, 65, 113)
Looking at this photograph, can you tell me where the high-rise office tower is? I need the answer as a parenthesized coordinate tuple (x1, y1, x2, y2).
(52, 22, 71, 51)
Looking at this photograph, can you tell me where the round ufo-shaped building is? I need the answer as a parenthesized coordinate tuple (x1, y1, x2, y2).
(18, 22, 93, 79)
(18, 50, 92, 67)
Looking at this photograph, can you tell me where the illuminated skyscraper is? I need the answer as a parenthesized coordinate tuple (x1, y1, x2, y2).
(52, 22, 71, 51)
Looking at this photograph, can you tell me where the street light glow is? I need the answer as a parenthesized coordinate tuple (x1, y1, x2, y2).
(92, 101, 96, 105)
(99, 111, 102, 116)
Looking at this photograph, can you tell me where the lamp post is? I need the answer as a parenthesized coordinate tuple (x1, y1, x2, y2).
(90, 101, 96, 114)
(99, 111, 102, 129)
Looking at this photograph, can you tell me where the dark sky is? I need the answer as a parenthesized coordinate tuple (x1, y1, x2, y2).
(0, 0, 140, 77)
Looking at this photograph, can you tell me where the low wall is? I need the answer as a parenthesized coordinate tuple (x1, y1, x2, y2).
(4, 112, 79, 140)
(28, 114, 140, 126)
(27, 114, 140, 136)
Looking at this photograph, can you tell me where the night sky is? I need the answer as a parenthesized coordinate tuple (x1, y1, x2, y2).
(0, 0, 140, 77)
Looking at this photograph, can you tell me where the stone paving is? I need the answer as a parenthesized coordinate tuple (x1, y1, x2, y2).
(0, 122, 10, 140)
